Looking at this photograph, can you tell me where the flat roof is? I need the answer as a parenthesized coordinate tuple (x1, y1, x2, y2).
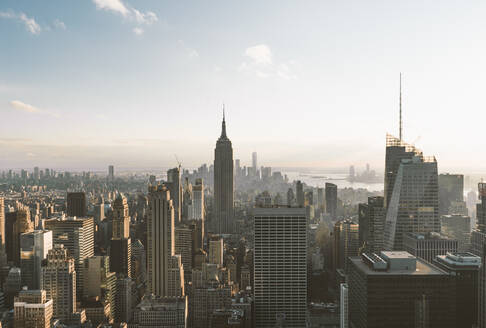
(349, 257, 447, 276)
(381, 251, 415, 259)
(253, 207, 306, 216)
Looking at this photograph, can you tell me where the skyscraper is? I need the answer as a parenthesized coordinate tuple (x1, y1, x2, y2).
(434, 252, 481, 328)
(253, 207, 307, 328)
(384, 151, 439, 250)
(20, 230, 53, 289)
(358, 196, 385, 253)
(325, 182, 338, 219)
(108, 165, 114, 181)
(66, 192, 87, 217)
(0, 197, 5, 253)
(110, 194, 131, 277)
(296, 180, 304, 207)
(438, 174, 464, 215)
(167, 167, 182, 223)
(175, 223, 194, 283)
(41, 244, 76, 322)
(213, 111, 234, 234)
(252, 152, 257, 170)
(6, 205, 33, 266)
(332, 219, 359, 272)
(471, 182, 486, 328)
(44, 216, 94, 299)
(148, 184, 184, 297)
(348, 251, 456, 328)
(192, 178, 205, 221)
(0, 197, 7, 270)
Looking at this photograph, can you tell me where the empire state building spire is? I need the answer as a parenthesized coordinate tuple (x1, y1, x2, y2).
(221, 104, 227, 139)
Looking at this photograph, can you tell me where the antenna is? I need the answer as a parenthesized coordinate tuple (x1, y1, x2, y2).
(399, 72, 402, 141)
(223, 103, 225, 122)
(174, 154, 182, 170)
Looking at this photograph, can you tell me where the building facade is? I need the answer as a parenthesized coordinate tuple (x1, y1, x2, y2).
(253, 207, 307, 328)
(213, 113, 234, 234)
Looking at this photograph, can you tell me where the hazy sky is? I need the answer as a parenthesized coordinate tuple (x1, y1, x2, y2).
(1, 1, 485, 172)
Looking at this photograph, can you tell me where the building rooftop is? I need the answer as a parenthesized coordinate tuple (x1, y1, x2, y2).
(352, 251, 447, 276)
(253, 207, 306, 216)
(436, 252, 481, 268)
(405, 232, 454, 240)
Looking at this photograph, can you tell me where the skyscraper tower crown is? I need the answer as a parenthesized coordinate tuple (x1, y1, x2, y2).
(219, 105, 229, 141)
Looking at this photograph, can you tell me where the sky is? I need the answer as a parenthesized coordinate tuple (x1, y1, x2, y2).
(1, 0, 486, 173)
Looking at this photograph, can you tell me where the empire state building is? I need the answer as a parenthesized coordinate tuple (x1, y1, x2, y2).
(213, 111, 234, 234)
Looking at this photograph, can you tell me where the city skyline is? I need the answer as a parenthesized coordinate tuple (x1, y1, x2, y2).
(1, 1, 486, 172)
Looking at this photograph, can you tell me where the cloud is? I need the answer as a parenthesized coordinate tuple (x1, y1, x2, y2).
(92, 0, 158, 27)
(133, 27, 144, 35)
(239, 44, 296, 80)
(92, 0, 129, 16)
(9, 100, 60, 118)
(53, 19, 66, 30)
(0, 11, 41, 34)
(132, 9, 157, 25)
(178, 40, 199, 59)
(245, 44, 272, 65)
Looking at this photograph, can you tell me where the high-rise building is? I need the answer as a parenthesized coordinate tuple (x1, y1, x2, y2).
(253, 207, 307, 328)
(213, 112, 234, 234)
(66, 192, 87, 217)
(384, 134, 421, 209)
(403, 232, 458, 263)
(83, 255, 116, 321)
(110, 194, 131, 277)
(41, 244, 76, 322)
(6, 205, 33, 266)
(192, 178, 205, 221)
(168, 255, 185, 297)
(148, 184, 184, 297)
(5, 267, 22, 308)
(114, 276, 134, 324)
(470, 182, 486, 328)
(317, 187, 325, 213)
(33, 166, 40, 180)
(20, 230, 53, 289)
(252, 152, 257, 170)
(14, 289, 53, 328)
(333, 219, 359, 272)
(167, 167, 183, 223)
(358, 196, 385, 253)
(434, 252, 481, 328)
(44, 216, 94, 299)
(441, 214, 471, 252)
(340, 283, 348, 328)
(209, 236, 224, 267)
(296, 180, 304, 207)
(438, 174, 464, 215)
(175, 223, 194, 283)
(348, 251, 456, 328)
(384, 152, 439, 250)
(0, 197, 5, 255)
(325, 183, 338, 219)
(108, 165, 114, 181)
